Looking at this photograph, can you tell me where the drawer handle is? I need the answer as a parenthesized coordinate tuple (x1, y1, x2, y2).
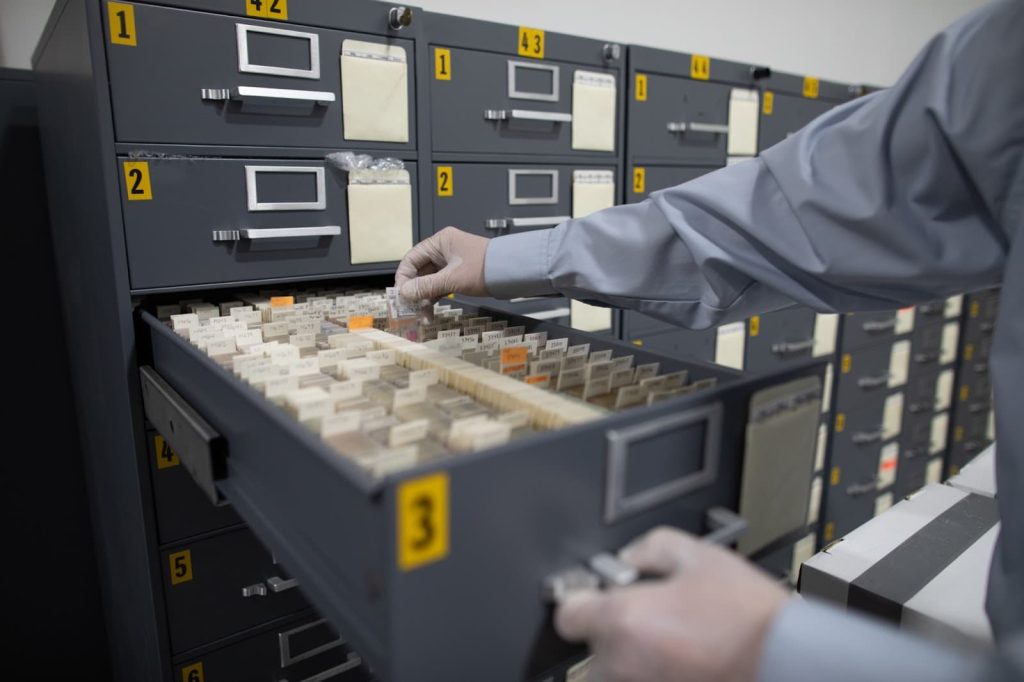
(485, 215, 571, 231)
(972, 362, 989, 373)
(770, 338, 814, 355)
(242, 583, 268, 598)
(484, 108, 573, 123)
(908, 400, 935, 414)
(524, 307, 572, 321)
(666, 121, 729, 134)
(268, 575, 299, 593)
(851, 429, 883, 444)
(913, 352, 939, 364)
(201, 86, 337, 106)
(279, 619, 344, 667)
(918, 303, 943, 316)
(856, 373, 890, 389)
(280, 653, 363, 682)
(212, 226, 342, 242)
(968, 402, 991, 414)
(862, 318, 896, 333)
(979, 322, 995, 333)
(847, 478, 879, 496)
(904, 447, 925, 459)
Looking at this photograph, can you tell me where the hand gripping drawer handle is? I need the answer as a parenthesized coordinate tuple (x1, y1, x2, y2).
(770, 338, 814, 355)
(201, 85, 336, 106)
(666, 121, 729, 134)
(485, 216, 571, 231)
(212, 226, 342, 242)
(484, 109, 573, 123)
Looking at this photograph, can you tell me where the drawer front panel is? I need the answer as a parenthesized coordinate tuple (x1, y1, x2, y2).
(627, 73, 730, 165)
(625, 164, 714, 203)
(834, 343, 897, 411)
(745, 308, 818, 372)
(840, 310, 900, 351)
(758, 92, 832, 151)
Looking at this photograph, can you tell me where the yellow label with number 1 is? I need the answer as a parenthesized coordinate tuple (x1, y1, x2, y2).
(169, 549, 193, 585)
(970, 300, 980, 318)
(632, 167, 645, 194)
(181, 662, 205, 682)
(762, 90, 774, 115)
(803, 76, 820, 99)
(123, 161, 152, 201)
(397, 473, 449, 571)
(835, 413, 846, 433)
(518, 27, 545, 59)
(635, 73, 648, 101)
(690, 54, 710, 80)
(434, 47, 452, 80)
(749, 316, 760, 337)
(436, 166, 453, 197)
(246, 0, 287, 19)
(108, 2, 137, 46)
(154, 435, 180, 470)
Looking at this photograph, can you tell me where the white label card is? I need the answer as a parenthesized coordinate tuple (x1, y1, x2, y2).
(715, 322, 746, 370)
(888, 340, 911, 388)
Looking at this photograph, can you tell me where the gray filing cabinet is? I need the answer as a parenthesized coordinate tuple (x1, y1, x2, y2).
(758, 71, 855, 152)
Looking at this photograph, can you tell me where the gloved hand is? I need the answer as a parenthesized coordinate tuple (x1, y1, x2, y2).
(555, 526, 789, 682)
(395, 227, 490, 303)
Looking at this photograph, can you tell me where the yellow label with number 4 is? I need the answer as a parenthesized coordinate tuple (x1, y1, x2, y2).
(518, 27, 545, 59)
(123, 161, 152, 201)
(154, 435, 180, 470)
(434, 47, 452, 80)
(762, 90, 774, 115)
(635, 73, 648, 101)
(108, 2, 137, 46)
(398, 473, 449, 571)
(436, 166, 453, 197)
(181, 662, 204, 682)
(803, 76, 820, 99)
(169, 549, 193, 585)
(632, 167, 645, 194)
(690, 54, 710, 80)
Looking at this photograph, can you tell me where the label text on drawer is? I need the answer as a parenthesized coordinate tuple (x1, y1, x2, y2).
(107, 2, 137, 46)
(154, 434, 180, 470)
(436, 166, 453, 197)
(690, 54, 710, 80)
(632, 167, 645, 194)
(246, 0, 288, 20)
(635, 73, 647, 101)
(803, 76, 820, 99)
(434, 47, 451, 80)
(123, 161, 152, 201)
(762, 90, 774, 115)
(518, 27, 545, 59)
(398, 472, 449, 571)
(169, 549, 194, 585)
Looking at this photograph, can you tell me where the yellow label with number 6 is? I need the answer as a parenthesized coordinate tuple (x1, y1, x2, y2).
(108, 2, 137, 46)
(436, 166, 453, 197)
(690, 54, 710, 80)
(169, 549, 193, 585)
(181, 662, 204, 682)
(803, 76, 820, 99)
(123, 161, 152, 201)
(632, 167, 645, 194)
(518, 27, 545, 59)
(434, 47, 452, 80)
(762, 90, 774, 115)
(635, 73, 648, 101)
(154, 434, 180, 470)
(398, 473, 449, 571)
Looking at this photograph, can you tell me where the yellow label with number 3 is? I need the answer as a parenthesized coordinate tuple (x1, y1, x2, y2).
(169, 549, 193, 585)
(108, 2, 137, 46)
(436, 166, 453, 197)
(635, 73, 648, 101)
(123, 161, 152, 201)
(246, 0, 287, 20)
(154, 434, 180, 470)
(690, 54, 710, 80)
(803, 76, 820, 99)
(632, 167, 645, 194)
(398, 473, 449, 571)
(434, 47, 452, 80)
(181, 662, 204, 682)
(762, 90, 774, 115)
(518, 27, 545, 59)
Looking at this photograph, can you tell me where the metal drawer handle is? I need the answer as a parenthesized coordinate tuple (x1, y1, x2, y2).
(847, 478, 879, 496)
(913, 352, 939, 364)
(918, 303, 944, 316)
(279, 619, 344, 667)
(968, 402, 990, 414)
(904, 447, 925, 459)
(908, 400, 935, 414)
(979, 322, 995, 333)
(485, 215, 571, 230)
(666, 121, 729, 134)
(280, 653, 363, 682)
(770, 338, 814, 355)
(242, 583, 268, 598)
(862, 318, 896, 333)
(857, 373, 891, 389)
(212, 226, 341, 242)
(268, 575, 298, 593)
(972, 362, 989, 373)
(484, 109, 572, 123)
(852, 429, 883, 444)
(201, 86, 336, 106)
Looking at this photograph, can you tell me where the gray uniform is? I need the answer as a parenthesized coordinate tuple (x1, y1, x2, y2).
(485, 0, 1024, 678)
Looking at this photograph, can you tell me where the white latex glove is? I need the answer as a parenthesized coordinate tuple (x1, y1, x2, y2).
(394, 227, 490, 303)
(555, 526, 789, 682)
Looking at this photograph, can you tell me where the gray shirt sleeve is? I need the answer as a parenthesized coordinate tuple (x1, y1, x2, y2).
(485, 0, 1022, 329)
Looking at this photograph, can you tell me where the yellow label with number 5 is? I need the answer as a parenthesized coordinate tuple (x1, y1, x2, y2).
(803, 76, 820, 99)
(690, 54, 710, 80)
(635, 73, 648, 101)
(108, 2, 137, 46)
(762, 90, 774, 115)
(436, 166, 453, 197)
(169, 549, 193, 585)
(154, 434, 180, 470)
(123, 161, 152, 201)
(181, 662, 204, 682)
(397, 473, 449, 571)
(434, 47, 452, 80)
(518, 27, 545, 59)
(632, 167, 645, 194)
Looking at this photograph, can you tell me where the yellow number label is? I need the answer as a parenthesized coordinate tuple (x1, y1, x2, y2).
(830, 466, 841, 486)
(960, 385, 970, 402)
(969, 300, 980, 318)
(436, 166, 453, 197)
(803, 76, 820, 99)
(181, 662, 205, 682)
(749, 316, 760, 337)
(690, 54, 710, 80)
(835, 413, 846, 433)
(123, 161, 152, 201)
(154, 434, 180, 470)
(824, 522, 835, 542)
(108, 2, 137, 46)
(954, 425, 964, 443)
(518, 27, 545, 59)
(635, 73, 648, 101)
(246, 0, 287, 19)
(434, 47, 452, 80)
(397, 473, 449, 571)
(632, 167, 645, 194)
(841, 353, 852, 374)
(949, 465, 960, 476)
(964, 343, 974, 361)
(762, 90, 774, 115)
(631, 339, 644, 347)
(169, 549, 193, 586)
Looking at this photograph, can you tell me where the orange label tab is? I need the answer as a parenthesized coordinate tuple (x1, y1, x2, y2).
(501, 346, 529, 366)
(525, 374, 551, 385)
(270, 296, 294, 308)
(348, 315, 374, 330)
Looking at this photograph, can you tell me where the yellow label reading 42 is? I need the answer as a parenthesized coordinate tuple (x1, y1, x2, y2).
(246, 0, 287, 20)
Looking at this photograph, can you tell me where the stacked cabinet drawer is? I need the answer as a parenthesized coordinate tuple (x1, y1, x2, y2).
(426, 14, 624, 334)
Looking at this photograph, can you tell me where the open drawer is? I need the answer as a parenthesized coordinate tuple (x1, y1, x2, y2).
(139, 305, 824, 681)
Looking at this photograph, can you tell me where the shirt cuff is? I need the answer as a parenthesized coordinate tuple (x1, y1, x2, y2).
(484, 229, 559, 299)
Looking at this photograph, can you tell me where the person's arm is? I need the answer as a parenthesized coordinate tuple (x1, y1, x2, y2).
(483, 0, 1022, 328)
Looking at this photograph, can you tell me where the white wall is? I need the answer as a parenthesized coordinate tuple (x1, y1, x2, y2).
(1, 0, 985, 84)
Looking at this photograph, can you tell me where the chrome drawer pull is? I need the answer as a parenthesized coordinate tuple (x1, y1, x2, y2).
(908, 400, 935, 414)
(852, 429, 884, 445)
(267, 575, 298, 593)
(279, 619, 344, 667)
(242, 583, 268, 598)
(485, 215, 570, 230)
(212, 226, 341, 242)
(666, 121, 729, 134)
(857, 373, 891, 389)
(847, 479, 879, 496)
(201, 86, 336, 105)
(770, 338, 814, 355)
(862, 317, 896, 332)
(484, 109, 572, 123)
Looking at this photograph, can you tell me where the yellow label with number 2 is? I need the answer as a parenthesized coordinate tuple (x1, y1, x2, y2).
(632, 167, 645, 194)
(518, 27, 545, 59)
(108, 2, 137, 46)
(123, 161, 152, 201)
(397, 473, 449, 571)
(436, 166, 453, 197)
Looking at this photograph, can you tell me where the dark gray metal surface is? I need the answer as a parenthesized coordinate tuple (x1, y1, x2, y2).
(625, 164, 713, 203)
(745, 307, 818, 372)
(757, 92, 834, 152)
(834, 341, 897, 411)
